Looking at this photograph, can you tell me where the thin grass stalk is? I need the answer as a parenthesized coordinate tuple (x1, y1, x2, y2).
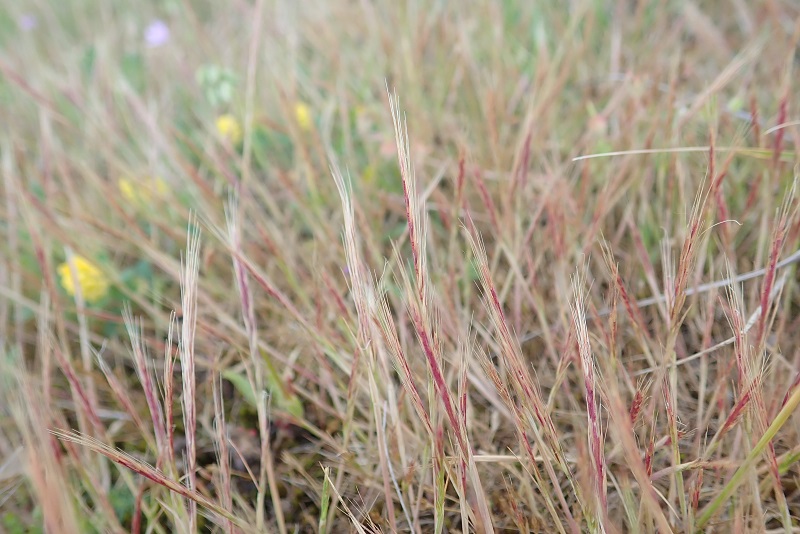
(755, 180, 795, 347)
(5, 352, 82, 534)
(696, 381, 800, 529)
(726, 260, 793, 531)
(369, 364, 398, 530)
(322, 468, 369, 534)
(382, 400, 413, 530)
(570, 267, 607, 526)
(124, 306, 168, 463)
(457, 339, 471, 532)
(226, 193, 277, 532)
(318, 466, 332, 534)
(95, 351, 153, 449)
(374, 287, 433, 436)
(466, 223, 581, 532)
(660, 177, 712, 525)
(212, 372, 234, 534)
(50, 429, 251, 530)
(226, 194, 263, 393)
(330, 163, 380, 527)
(63, 247, 107, 484)
(433, 425, 446, 534)
(179, 218, 202, 533)
(258, 392, 286, 534)
(388, 88, 493, 530)
(164, 312, 179, 473)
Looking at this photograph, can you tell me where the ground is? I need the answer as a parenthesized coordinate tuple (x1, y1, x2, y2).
(1, 1, 800, 532)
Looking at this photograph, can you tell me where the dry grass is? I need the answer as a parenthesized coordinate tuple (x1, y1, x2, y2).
(2, 0, 800, 532)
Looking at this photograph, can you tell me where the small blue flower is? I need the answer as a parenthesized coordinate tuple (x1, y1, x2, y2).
(18, 14, 38, 31)
(144, 19, 170, 48)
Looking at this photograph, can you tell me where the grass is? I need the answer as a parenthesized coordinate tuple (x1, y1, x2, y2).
(1, 0, 800, 532)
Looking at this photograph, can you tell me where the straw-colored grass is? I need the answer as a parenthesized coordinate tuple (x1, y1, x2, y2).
(2, 1, 800, 532)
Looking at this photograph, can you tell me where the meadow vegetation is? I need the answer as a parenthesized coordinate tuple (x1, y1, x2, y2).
(1, 1, 800, 532)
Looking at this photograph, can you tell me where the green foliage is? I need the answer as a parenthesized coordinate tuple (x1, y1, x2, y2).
(108, 482, 137, 525)
(222, 354, 305, 420)
(3, 1, 800, 532)
(80, 44, 97, 81)
(195, 64, 238, 108)
(251, 124, 294, 171)
(2, 511, 43, 534)
(121, 52, 146, 93)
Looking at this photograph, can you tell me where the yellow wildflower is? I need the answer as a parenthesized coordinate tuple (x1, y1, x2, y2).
(294, 102, 312, 131)
(215, 114, 242, 145)
(361, 164, 376, 185)
(118, 178, 137, 204)
(118, 176, 169, 206)
(57, 256, 110, 303)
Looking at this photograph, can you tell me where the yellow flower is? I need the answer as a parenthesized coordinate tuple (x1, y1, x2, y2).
(118, 178, 137, 204)
(57, 256, 110, 303)
(294, 102, 312, 131)
(215, 114, 242, 145)
(118, 176, 169, 206)
(361, 164, 376, 185)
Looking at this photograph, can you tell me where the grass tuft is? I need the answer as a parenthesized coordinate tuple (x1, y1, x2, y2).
(2, 1, 800, 532)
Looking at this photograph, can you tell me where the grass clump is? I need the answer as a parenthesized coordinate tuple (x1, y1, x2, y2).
(1, 1, 800, 532)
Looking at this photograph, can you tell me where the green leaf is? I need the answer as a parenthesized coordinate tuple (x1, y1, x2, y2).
(222, 360, 305, 420)
(251, 126, 294, 170)
(121, 52, 145, 93)
(263, 360, 305, 420)
(221, 369, 258, 407)
(109, 483, 136, 523)
(81, 45, 96, 80)
(195, 64, 237, 108)
(2, 512, 30, 534)
(319, 467, 332, 534)
(120, 260, 154, 287)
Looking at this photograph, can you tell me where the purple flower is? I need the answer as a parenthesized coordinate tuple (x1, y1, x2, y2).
(144, 19, 170, 48)
(18, 14, 38, 31)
